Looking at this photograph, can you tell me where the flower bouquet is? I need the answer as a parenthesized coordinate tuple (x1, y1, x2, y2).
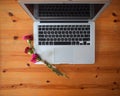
(23, 35, 68, 78)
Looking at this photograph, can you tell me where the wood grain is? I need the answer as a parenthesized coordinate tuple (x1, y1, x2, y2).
(0, 0, 120, 96)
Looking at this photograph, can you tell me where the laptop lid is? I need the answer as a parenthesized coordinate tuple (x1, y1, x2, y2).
(18, 0, 111, 21)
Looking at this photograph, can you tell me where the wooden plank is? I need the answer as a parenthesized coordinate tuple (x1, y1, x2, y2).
(0, 89, 119, 96)
(0, 72, 120, 83)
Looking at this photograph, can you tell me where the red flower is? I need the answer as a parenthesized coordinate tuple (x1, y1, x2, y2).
(31, 54, 39, 63)
(23, 34, 33, 40)
(24, 47, 33, 54)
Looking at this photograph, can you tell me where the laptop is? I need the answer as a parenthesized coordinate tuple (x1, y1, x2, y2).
(18, 0, 110, 64)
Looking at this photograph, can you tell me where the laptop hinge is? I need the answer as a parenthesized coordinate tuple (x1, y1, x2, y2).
(40, 21, 88, 23)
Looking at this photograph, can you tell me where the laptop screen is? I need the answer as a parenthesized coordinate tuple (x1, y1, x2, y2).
(25, 4, 104, 21)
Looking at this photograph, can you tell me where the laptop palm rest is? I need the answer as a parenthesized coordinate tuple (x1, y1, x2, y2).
(54, 47, 73, 64)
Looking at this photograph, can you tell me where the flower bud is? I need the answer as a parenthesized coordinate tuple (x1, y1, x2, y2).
(24, 47, 33, 54)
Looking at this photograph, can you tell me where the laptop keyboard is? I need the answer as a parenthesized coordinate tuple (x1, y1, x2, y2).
(38, 25, 90, 45)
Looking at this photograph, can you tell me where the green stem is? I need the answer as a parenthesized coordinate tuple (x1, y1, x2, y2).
(27, 40, 35, 53)
(27, 40, 32, 48)
(37, 56, 69, 78)
(44, 61, 69, 78)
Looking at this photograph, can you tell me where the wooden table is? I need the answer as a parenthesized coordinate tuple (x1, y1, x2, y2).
(0, 0, 120, 96)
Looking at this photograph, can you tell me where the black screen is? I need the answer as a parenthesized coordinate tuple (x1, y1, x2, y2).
(25, 4, 104, 20)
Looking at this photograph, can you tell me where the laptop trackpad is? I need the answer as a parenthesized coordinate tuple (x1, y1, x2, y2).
(54, 47, 73, 64)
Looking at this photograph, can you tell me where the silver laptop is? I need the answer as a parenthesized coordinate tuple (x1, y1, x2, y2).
(18, 0, 110, 64)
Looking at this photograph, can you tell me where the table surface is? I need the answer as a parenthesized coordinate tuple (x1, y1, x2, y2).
(0, 0, 120, 96)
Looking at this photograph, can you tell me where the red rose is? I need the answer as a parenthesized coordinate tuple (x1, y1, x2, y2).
(31, 54, 39, 63)
(23, 35, 33, 40)
(24, 47, 33, 54)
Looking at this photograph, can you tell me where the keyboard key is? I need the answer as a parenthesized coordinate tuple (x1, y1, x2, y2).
(66, 31, 68, 34)
(87, 35, 90, 37)
(76, 42, 79, 45)
(54, 38, 57, 41)
(87, 31, 90, 34)
(70, 35, 73, 37)
(61, 38, 64, 41)
(72, 38, 74, 41)
(46, 28, 48, 30)
(67, 35, 69, 37)
(47, 31, 50, 34)
(47, 38, 49, 41)
(39, 28, 42, 30)
(42, 42, 45, 45)
(74, 35, 76, 37)
(51, 38, 53, 41)
(49, 28, 52, 30)
(58, 38, 60, 41)
(87, 43, 90, 45)
(65, 38, 67, 41)
(50, 42, 53, 45)
(52, 35, 55, 37)
(42, 28, 45, 30)
(58, 31, 61, 34)
(75, 38, 78, 41)
(39, 42, 41, 45)
(83, 42, 86, 45)
(87, 25, 90, 27)
(80, 43, 83, 45)
(46, 42, 48, 45)
(39, 31, 44, 34)
(60, 28, 63, 30)
(83, 38, 90, 41)
(53, 28, 56, 30)
(71, 28, 74, 30)
(68, 38, 71, 41)
(78, 35, 80, 37)
(62, 31, 65, 34)
(64, 28, 66, 30)
(72, 42, 75, 45)
(86, 28, 90, 30)
(63, 35, 65, 37)
(51, 31, 54, 34)
(80, 31, 83, 34)
(49, 35, 51, 37)
(54, 42, 71, 45)
(81, 35, 84, 37)
(39, 38, 45, 41)
(39, 35, 44, 37)
(69, 31, 72, 34)
(82, 28, 84, 30)
(87, 38, 90, 41)
(79, 38, 82, 41)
